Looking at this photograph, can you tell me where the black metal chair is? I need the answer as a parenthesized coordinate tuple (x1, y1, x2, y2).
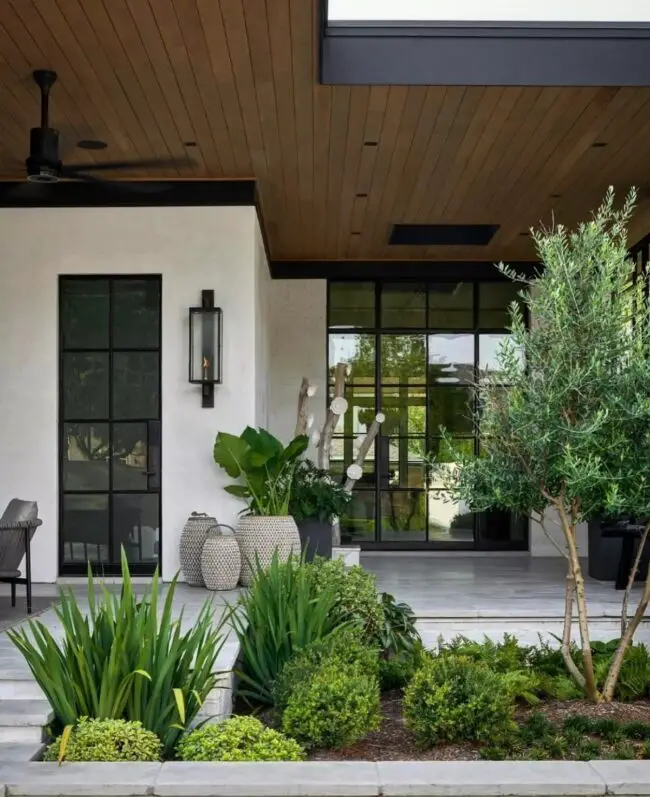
(0, 499, 42, 614)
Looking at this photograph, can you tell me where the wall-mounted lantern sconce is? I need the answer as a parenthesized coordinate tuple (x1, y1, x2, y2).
(189, 289, 223, 408)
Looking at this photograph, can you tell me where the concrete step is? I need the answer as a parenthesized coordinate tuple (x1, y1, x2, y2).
(0, 741, 44, 762)
(0, 679, 45, 701)
(0, 699, 52, 744)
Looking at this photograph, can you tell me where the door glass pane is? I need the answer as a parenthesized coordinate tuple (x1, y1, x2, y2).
(62, 494, 109, 565)
(386, 438, 427, 488)
(429, 438, 474, 487)
(62, 423, 109, 491)
(328, 334, 375, 384)
(329, 282, 375, 328)
(113, 279, 160, 349)
(479, 282, 525, 328)
(339, 491, 376, 544)
(381, 335, 426, 384)
(429, 387, 474, 436)
(61, 279, 109, 349)
(380, 490, 426, 542)
(113, 423, 148, 491)
(479, 334, 524, 382)
(427, 490, 474, 542)
(428, 334, 474, 384)
(113, 352, 160, 419)
(63, 353, 109, 419)
(113, 494, 159, 565)
(429, 282, 473, 329)
(382, 387, 426, 436)
(331, 386, 375, 435)
(381, 283, 426, 328)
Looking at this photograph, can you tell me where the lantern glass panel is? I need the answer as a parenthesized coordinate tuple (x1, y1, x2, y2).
(189, 308, 222, 384)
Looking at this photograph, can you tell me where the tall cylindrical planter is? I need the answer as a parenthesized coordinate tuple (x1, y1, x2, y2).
(201, 525, 241, 591)
(297, 519, 333, 562)
(179, 512, 217, 587)
(235, 515, 300, 586)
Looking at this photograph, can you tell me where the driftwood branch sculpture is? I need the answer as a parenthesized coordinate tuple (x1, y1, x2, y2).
(294, 362, 384, 548)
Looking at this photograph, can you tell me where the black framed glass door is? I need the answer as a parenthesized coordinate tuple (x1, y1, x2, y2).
(59, 276, 161, 575)
(328, 279, 528, 551)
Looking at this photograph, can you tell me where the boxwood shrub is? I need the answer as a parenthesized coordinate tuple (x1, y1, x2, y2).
(177, 716, 304, 762)
(44, 717, 162, 762)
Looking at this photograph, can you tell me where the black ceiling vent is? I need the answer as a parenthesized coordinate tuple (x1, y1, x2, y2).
(389, 223, 499, 246)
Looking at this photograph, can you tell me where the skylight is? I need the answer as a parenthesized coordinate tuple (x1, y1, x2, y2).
(327, 0, 650, 24)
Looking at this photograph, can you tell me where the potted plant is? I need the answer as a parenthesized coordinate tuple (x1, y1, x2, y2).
(289, 459, 352, 561)
(213, 426, 308, 585)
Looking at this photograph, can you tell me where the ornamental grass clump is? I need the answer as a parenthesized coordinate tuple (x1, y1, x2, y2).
(435, 188, 650, 702)
(177, 716, 304, 762)
(8, 548, 226, 758)
(44, 717, 162, 762)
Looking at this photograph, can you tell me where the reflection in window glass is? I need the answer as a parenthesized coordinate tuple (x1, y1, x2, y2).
(479, 334, 524, 381)
(427, 490, 474, 542)
(329, 282, 375, 328)
(428, 334, 474, 383)
(429, 282, 473, 329)
(381, 335, 426, 383)
(328, 334, 375, 384)
(479, 282, 525, 328)
(428, 387, 473, 436)
(331, 386, 376, 435)
(380, 490, 426, 542)
(381, 387, 426, 437)
(428, 438, 474, 489)
(339, 491, 376, 543)
(381, 283, 426, 328)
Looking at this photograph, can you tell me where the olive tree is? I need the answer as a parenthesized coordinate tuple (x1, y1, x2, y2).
(438, 188, 650, 701)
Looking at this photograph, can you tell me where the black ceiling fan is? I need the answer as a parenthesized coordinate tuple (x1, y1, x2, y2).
(7, 69, 190, 196)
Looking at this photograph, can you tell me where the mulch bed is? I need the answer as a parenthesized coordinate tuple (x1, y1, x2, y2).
(308, 692, 650, 762)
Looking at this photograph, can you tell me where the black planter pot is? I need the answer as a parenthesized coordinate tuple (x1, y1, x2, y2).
(296, 519, 333, 562)
(588, 517, 650, 582)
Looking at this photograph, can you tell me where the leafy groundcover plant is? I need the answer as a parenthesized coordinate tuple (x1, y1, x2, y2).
(44, 718, 162, 762)
(289, 459, 352, 522)
(8, 548, 226, 758)
(177, 716, 304, 762)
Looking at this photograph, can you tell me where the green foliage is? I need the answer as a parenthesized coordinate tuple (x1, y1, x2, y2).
(403, 655, 516, 746)
(289, 459, 352, 522)
(306, 557, 384, 643)
(176, 716, 304, 762)
(616, 643, 650, 701)
(8, 549, 224, 758)
(438, 633, 530, 673)
(378, 644, 427, 692)
(378, 592, 421, 655)
(282, 665, 380, 750)
(230, 554, 342, 705)
(44, 717, 161, 762)
(273, 627, 379, 710)
(213, 426, 308, 516)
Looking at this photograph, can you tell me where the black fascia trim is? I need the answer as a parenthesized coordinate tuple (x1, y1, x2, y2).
(0, 179, 256, 208)
(270, 260, 540, 280)
(321, 18, 650, 86)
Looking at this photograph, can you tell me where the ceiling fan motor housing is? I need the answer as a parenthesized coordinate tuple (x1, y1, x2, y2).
(26, 126, 61, 182)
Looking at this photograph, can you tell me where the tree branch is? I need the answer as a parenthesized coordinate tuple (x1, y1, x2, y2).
(621, 521, 650, 637)
(561, 572, 586, 689)
(318, 363, 347, 471)
(344, 413, 384, 492)
(295, 377, 313, 438)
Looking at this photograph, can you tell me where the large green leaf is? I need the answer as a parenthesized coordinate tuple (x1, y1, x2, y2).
(213, 432, 249, 478)
(281, 435, 309, 465)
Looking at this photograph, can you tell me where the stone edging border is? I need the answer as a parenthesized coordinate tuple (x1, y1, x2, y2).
(1, 759, 649, 796)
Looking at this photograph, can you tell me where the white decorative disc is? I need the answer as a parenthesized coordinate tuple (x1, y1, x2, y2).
(306, 413, 315, 429)
(311, 430, 321, 446)
(331, 397, 348, 415)
(307, 384, 317, 397)
(376, 412, 386, 423)
(346, 464, 363, 481)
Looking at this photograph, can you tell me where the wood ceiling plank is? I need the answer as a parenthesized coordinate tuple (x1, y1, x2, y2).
(264, 0, 301, 256)
(336, 86, 370, 255)
(289, 0, 315, 251)
(366, 87, 428, 256)
(440, 87, 522, 221)
(323, 86, 351, 258)
(312, 84, 332, 258)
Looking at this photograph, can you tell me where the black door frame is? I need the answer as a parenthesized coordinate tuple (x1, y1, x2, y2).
(58, 274, 162, 576)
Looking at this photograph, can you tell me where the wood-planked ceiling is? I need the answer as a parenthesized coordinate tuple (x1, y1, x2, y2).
(1, 0, 650, 262)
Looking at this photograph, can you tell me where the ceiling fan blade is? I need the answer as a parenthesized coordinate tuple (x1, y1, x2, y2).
(62, 156, 192, 174)
(66, 171, 171, 193)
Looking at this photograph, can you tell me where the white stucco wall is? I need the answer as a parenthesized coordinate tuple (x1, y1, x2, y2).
(268, 279, 327, 456)
(0, 205, 265, 582)
(530, 510, 588, 557)
(254, 223, 270, 429)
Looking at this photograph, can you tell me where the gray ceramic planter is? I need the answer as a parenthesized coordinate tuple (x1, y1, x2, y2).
(296, 518, 333, 561)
